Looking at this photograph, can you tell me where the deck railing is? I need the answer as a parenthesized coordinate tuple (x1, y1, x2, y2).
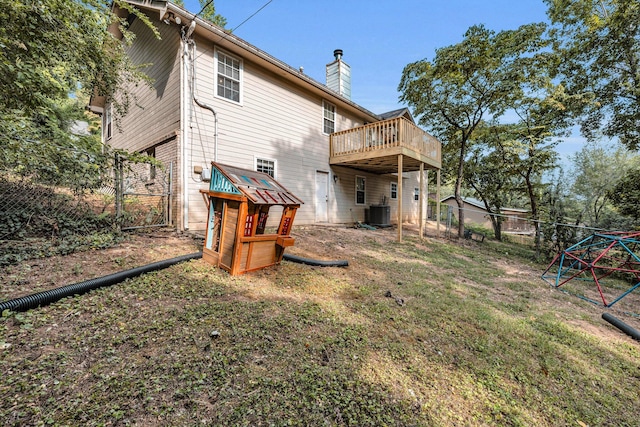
(330, 117, 441, 166)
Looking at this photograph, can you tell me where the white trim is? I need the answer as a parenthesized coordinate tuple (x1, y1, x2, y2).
(214, 47, 243, 105)
(254, 156, 277, 179)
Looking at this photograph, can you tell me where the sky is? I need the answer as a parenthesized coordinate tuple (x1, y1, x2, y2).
(182, 0, 584, 163)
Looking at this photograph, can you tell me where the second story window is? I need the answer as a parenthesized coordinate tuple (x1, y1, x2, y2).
(323, 101, 335, 134)
(215, 49, 242, 103)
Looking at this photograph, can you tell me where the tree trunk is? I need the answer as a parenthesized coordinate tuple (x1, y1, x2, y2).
(489, 214, 502, 241)
(524, 172, 540, 260)
(455, 140, 467, 238)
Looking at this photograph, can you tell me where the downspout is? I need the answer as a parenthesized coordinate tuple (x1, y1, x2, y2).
(184, 23, 219, 163)
(180, 26, 191, 230)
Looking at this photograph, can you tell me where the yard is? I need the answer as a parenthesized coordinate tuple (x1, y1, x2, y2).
(1, 225, 639, 426)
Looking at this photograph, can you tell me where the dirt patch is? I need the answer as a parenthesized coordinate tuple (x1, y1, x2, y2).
(0, 229, 201, 300)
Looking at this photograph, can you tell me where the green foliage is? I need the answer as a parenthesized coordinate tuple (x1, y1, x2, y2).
(545, 0, 640, 149)
(2, 229, 639, 425)
(399, 23, 550, 237)
(570, 141, 638, 228)
(608, 166, 640, 224)
(0, 176, 120, 265)
(196, 0, 227, 28)
(0, 0, 157, 190)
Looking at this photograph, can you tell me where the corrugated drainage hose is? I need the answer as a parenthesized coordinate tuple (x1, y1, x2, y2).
(0, 252, 203, 312)
(602, 312, 640, 341)
(283, 253, 348, 267)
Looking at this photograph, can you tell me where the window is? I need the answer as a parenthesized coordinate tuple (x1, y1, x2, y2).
(414, 187, 420, 201)
(104, 104, 112, 140)
(356, 176, 366, 205)
(215, 49, 242, 103)
(323, 101, 335, 134)
(146, 147, 156, 180)
(390, 182, 397, 200)
(255, 157, 276, 178)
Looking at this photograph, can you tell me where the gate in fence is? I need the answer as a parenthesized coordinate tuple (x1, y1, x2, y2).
(114, 155, 173, 230)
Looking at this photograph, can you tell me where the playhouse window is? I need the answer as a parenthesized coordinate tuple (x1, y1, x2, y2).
(255, 158, 276, 178)
(215, 49, 242, 103)
(323, 101, 335, 134)
(356, 176, 366, 205)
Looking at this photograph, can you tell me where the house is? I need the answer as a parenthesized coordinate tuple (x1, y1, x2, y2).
(89, 0, 442, 241)
(440, 196, 535, 234)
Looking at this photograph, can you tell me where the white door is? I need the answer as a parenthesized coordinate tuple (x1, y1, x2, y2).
(315, 171, 329, 222)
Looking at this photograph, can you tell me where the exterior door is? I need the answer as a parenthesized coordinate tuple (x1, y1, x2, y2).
(315, 171, 329, 222)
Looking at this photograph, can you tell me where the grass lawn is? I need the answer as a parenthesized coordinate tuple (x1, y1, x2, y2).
(1, 225, 639, 426)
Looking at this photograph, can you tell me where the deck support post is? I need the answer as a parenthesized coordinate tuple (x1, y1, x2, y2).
(436, 169, 441, 237)
(397, 154, 403, 243)
(419, 163, 424, 239)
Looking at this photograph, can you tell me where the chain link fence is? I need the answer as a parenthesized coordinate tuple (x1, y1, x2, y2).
(114, 155, 172, 231)
(0, 155, 172, 266)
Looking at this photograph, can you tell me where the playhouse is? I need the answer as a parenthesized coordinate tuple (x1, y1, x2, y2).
(200, 163, 303, 275)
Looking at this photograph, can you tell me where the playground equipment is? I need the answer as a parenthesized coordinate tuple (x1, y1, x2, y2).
(200, 162, 303, 275)
(542, 231, 640, 307)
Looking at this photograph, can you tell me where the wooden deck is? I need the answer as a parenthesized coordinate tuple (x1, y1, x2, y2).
(329, 117, 441, 174)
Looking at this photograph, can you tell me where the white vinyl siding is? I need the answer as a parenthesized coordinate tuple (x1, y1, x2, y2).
(107, 18, 181, 153)
(215, 48, 242, 103)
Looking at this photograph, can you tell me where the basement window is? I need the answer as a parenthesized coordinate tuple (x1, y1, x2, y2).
(104, 104, 112, 140)
(146, 147, 156, 181)
(414, 187, 420, 201)
(390, 182, 397, 200)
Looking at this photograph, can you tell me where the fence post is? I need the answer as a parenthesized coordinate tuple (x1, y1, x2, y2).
(114, 153, 123, 231)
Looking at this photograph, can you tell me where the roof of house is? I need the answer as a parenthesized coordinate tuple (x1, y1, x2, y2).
(378, 108, 415, 123)
(440, 195, 529, 213)
(116, 0, 390, 123)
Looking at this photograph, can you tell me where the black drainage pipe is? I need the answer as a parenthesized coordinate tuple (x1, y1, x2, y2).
(602, 312, 640, 341)
(283, 253, 348, 267)
(0, 252, 203, 312)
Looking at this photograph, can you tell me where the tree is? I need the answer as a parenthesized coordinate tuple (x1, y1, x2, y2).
(464, 124, 522, 241)
(570, 141, 637, 227)
(174, 0, 227, 27)
(0, 0, 155, 187)
(399, 23, 548, 238)
(545, 0, 640, 149)
(608, 167, 640, 223)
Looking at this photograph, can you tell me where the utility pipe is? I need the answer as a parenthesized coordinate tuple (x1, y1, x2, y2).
(0, 253, 202, 312)
(602, 313, 640, 341)
(283, 253, 348, 267)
